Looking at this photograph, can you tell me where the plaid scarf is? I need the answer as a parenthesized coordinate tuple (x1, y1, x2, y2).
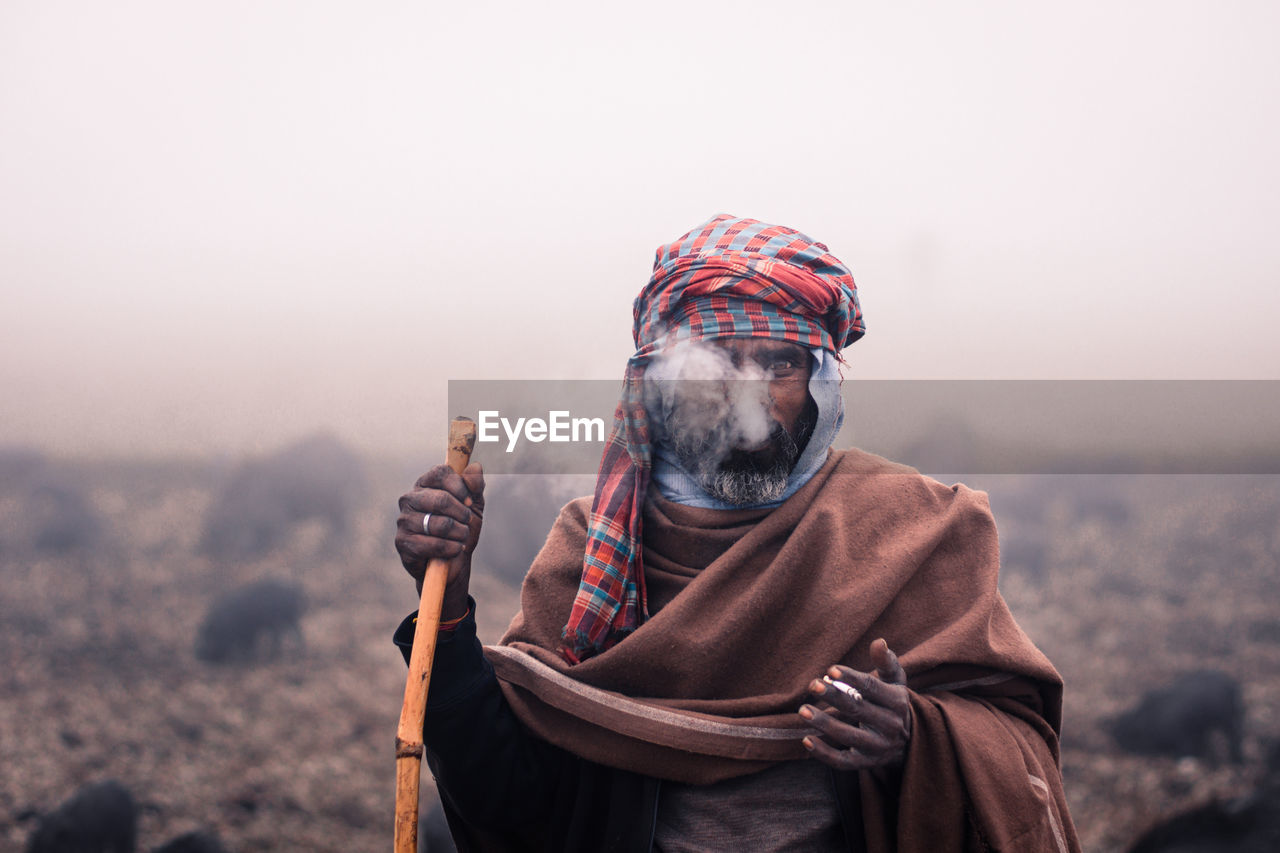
(560, 214, 865, 663)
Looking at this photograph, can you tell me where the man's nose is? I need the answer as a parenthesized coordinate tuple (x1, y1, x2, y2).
(727, 351, 765, 376)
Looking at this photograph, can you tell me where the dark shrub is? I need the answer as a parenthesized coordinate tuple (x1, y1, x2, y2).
(0, 447, 104, 555)
(151, 830, 227, 853)
(26, 778, 135, 853)
(200, 434, 365, 560)
(1127, 780, 1280, 852)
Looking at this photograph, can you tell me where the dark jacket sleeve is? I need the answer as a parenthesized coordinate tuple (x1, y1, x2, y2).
(394, 601, 579, 850)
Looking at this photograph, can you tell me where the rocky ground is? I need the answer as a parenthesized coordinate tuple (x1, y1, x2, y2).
(1, 456, 1277, 851)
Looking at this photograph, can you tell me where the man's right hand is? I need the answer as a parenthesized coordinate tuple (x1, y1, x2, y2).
(395, 462, 485, 622)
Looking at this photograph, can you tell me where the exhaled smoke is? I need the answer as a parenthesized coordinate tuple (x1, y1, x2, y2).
(646, 340, 773, 452)
(644, 339, 813, 505)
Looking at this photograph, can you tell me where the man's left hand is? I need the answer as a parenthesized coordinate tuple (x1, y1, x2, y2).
(799, 638, 913, 771)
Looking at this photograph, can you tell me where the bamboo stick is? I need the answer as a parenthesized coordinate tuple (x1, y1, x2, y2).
(394, 416, 477, 853)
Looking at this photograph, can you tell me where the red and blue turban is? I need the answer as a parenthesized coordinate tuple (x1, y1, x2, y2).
(560, 214, 865, 663)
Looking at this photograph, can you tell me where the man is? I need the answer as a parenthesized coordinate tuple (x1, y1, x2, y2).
(394, 214, 1080, 851)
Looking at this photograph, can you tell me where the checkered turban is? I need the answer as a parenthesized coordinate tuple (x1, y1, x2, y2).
(561, 214, 865, 663)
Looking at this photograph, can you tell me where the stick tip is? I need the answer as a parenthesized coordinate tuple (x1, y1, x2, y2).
(448, 416, 478, 455)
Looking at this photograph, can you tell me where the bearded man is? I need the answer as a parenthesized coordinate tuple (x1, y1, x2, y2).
(394, 215, 1080, 852)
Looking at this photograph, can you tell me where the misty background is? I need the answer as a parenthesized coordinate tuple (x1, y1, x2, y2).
(3, 1, 1279, 459)
(4, 3, 1280, 852)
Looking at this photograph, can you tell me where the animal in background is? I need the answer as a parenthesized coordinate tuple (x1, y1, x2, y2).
(1109, 670, 1244, 764)
(195, 578, 306, 664)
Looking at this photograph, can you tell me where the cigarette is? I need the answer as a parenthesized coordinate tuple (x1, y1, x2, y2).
(823, 675, 863, 701)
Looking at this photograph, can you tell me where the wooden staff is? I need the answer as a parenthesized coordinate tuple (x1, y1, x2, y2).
(394, 416, 477, 853)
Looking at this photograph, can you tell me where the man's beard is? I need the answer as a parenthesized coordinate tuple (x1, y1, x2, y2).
(663, 397, 818, 506)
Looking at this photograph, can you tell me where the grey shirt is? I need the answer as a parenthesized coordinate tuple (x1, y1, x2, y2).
(653, 758, 845, 852)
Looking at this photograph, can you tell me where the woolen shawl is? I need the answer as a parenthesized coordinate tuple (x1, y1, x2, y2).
(490, 448, 1080, 851)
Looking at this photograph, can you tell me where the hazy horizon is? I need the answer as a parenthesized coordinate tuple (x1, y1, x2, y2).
(4, 2, 1278, 458)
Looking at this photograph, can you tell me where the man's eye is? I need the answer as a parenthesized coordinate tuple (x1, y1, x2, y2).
(768, 360, 800, 375)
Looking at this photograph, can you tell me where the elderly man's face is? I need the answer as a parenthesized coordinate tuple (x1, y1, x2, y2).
(655, 338, 817, 505)
(710, 338, 813, 439)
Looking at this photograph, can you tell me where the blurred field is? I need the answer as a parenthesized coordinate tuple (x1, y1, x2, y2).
(1, 450, 1278, 851)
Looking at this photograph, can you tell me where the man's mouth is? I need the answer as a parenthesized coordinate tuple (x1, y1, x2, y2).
(729, 420, 791, 455)
(733, 436, 774, 453)
(721, 437, 788, 473)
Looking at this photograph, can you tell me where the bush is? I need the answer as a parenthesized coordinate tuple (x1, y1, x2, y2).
(0, 447, 104, 556)
(200, 434, 366, 560)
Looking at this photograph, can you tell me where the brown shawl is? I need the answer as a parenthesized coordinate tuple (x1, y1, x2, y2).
(487, 448, 1079, 851)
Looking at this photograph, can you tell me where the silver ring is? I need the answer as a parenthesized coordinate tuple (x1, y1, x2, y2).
(422, 512, 433, 535)
(824, 675, 862, 701)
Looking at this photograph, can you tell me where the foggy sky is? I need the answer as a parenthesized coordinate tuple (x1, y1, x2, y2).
(2, 1, 1278, 458)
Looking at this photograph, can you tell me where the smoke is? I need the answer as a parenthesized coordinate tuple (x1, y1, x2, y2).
(645, 341, 773, 452)
(643, 340, 813, 505)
